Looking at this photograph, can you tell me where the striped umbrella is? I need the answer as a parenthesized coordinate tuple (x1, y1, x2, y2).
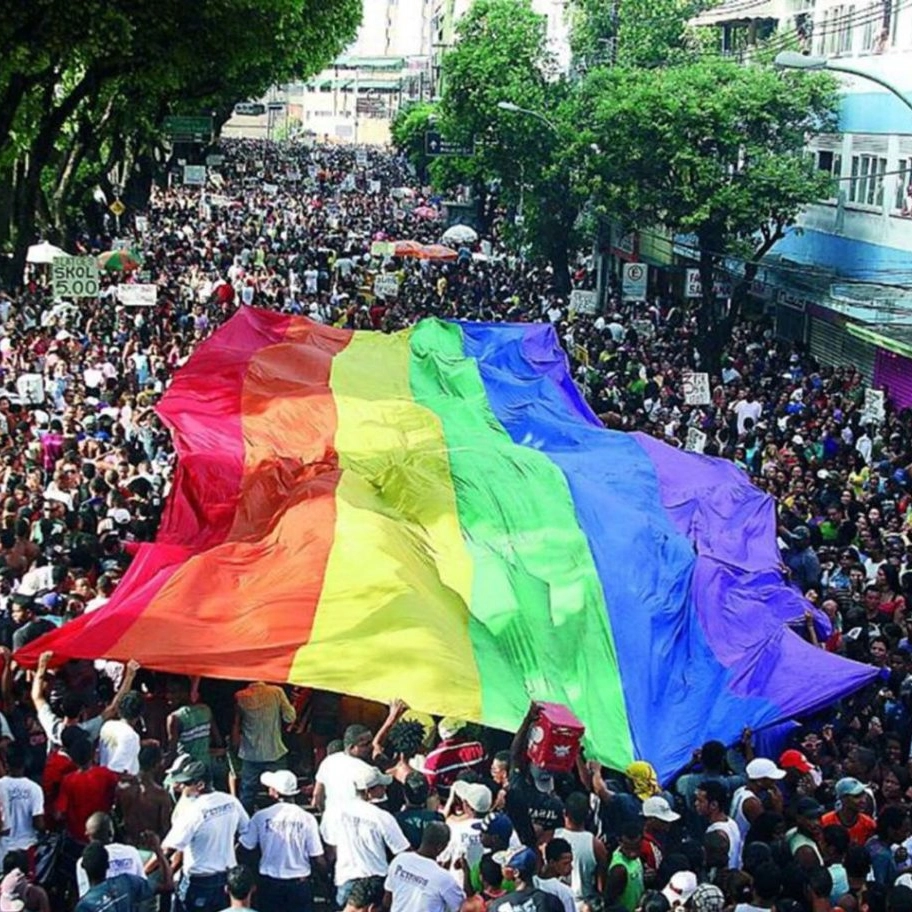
(98, 249, 141, 272)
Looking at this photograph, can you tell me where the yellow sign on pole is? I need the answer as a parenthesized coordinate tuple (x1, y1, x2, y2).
(109, 199, 126, 217)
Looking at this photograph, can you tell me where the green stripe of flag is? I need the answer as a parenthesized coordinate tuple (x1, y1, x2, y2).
(408, 319, 634, 768)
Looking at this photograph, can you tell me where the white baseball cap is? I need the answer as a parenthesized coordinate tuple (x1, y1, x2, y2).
(260, 769, 300, 797)
(353, 766, 393, 791)
(663, 871, 699, 907)
(452, 780, 493, 813)
(746, 758, 786, 781)
(641, 796, 681, 822)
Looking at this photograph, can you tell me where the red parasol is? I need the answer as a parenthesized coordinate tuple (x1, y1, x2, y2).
(418, 244, 459, 261)
(392, 240, 426, 258)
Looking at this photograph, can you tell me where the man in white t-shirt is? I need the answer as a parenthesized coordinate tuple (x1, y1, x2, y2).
(323, 765, 410, 909)
(732, 390, 763, 437)
(75, 812, 145, 897)
(0, 745, 44, 861)
(163, 760, 250, 912)
(438, 781, 492, 882)
(98, 691, 143, 775)
(385, 821, 465, 912)
(536, 837, 577, 912)
(313, 724, 374, 841)
(238, 770, 324, 912)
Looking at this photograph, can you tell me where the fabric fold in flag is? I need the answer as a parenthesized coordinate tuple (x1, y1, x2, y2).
(16, 307, 878, 780)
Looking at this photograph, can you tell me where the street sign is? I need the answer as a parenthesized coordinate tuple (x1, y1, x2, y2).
(685, 268, 732, 299)
(163, 115, 213, 143)
(267, 102, 285, 112)
(374, 274, 400, 299)
(51, 256, 99, 299)
(569, 289, 598, 315)
(16, 374, 45, 406)
(862, 388, 886, 425)
(355, 148, 368, 168)
(682, 371, 711, 406)
(183, 164, 206, 186)
(109, 199, 125, 217)
(425, 131, 473, 157)
(685, 427, 707, 454)
(622, 262, 648, 301)
(117, 284, 157, 307)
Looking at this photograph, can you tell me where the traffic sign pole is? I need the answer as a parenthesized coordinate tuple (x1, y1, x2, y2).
(109, 198, 125, 233)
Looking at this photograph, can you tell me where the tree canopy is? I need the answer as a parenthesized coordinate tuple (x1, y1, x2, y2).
(0, 0, 362, 283)
(433, 0, 580, 289)
(417, 0, 839, 367)
(572, 57, 837, 366)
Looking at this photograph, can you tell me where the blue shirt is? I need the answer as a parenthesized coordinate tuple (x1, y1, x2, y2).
(75, 873, 154, 912)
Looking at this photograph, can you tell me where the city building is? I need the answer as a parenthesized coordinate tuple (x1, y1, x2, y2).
(224, 0, 434, 145)
(688, 0, 912, 398)
(430, 0, 573, 92)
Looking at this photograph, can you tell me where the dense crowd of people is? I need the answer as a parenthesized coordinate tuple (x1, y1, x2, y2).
(0, 138, 910, 912)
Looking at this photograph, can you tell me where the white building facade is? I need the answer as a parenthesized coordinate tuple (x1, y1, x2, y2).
(695, 0, 912, 392)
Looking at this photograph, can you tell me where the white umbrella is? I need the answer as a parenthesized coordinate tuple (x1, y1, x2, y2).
(441, 224, 478, 245)
(26, 241, 66, 264)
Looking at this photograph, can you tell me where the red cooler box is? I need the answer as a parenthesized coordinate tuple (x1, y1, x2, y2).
(527, 702, 585, 773)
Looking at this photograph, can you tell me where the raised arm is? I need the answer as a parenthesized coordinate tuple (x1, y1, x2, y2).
(509, 702, 539, 774)
(30, 651, 53, 714)
(373, 698, 408, 758)
(101, 659, 141, 721)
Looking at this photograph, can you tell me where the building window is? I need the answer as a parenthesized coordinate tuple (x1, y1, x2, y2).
(817, 150, 842, 198)
(816, 150, 841, 175)
(861, 3, 877, 50)
(896, 158, 912, 214)
(815, 8, 830, 54)
(849, 153, 888, 205)
(834, 5, 856, 54)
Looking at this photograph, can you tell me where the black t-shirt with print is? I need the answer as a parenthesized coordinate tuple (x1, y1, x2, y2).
(506, 771, 564, 846)
(489, 887, 563, 912)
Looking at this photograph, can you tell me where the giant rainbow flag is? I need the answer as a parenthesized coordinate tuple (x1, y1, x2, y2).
(18, 307, 877, 780)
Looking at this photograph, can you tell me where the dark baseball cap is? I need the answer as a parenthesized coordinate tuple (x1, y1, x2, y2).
(171, 760, 209, 785)
(796, 796, 825, 818)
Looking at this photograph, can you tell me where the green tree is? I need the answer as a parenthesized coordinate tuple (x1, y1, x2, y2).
(438, 0, 578, 291)
(570, 0, 710, 70)
(0, 0, 361, 285)
(390, 102, 438, 182)
(575, 57, 837, 370)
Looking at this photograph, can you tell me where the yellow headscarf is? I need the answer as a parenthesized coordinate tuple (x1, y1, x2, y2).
(626, 760, 661, 800)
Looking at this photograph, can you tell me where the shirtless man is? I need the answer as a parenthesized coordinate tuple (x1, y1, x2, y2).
(115, 744, 172, 842)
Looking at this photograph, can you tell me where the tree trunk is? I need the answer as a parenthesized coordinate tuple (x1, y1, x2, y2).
(8, 68, 101, 280)
(695, 234, 723, 374)
(549, 235, 571, 295)
(730, 259, 759, 325)
(124, 152, 156, 213)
